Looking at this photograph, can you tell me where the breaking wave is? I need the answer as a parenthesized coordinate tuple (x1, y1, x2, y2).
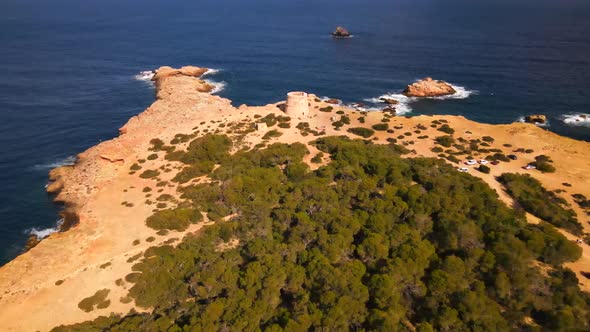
(25, 218, 64, 240)
(33, 155, 76, 170)
(205, 79, 226, 94)
(562, 113, 590, 127)
(516, 116, 550, 127)
(134, 70, 155, 82)
(365, 84, 477, 115)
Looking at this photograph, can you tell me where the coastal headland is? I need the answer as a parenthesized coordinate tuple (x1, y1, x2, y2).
(0, 66, 589, 331)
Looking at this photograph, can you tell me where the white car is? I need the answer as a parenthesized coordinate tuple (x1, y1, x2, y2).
(479, 159, 488, 165)
(465, 159, 477, 165)
(457, 167, 469, 172)
(523, 164, 536, 170)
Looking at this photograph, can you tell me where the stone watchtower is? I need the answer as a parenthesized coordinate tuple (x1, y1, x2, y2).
(285, 91, 309, 118)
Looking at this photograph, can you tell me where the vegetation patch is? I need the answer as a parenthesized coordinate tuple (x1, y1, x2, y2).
(262, 129, 283, 140)
(498, 173, 582, 235)
(371, 123, 389, 131)
(347, 127, 374, 138)
(437, 124, 455, 134)
(531, 155, 556, 173)
(53, 137, 590, 332)
(145, 207, 203, 231)
(77, 289, 110, 313)
(435, 135, 455, 147)
(139, 169, 160, 179)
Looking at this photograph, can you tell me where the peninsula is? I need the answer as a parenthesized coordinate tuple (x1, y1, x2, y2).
(1, 66, 589, 331)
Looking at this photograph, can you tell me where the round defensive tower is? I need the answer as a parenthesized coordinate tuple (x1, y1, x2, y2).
(285, 91, 309, 118)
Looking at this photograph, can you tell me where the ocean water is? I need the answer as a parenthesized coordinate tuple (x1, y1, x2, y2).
(0, 0, 589, 265)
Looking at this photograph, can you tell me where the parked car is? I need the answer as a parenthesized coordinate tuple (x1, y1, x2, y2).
(479, 159, 489, 165)
(457, 167, 469, 172)
(465, 159, 477, 165)
(523, 164, 536, 170)
(508, 154, 518, 160)
(491, 161, 500, 165)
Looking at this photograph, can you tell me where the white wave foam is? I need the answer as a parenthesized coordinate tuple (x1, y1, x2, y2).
(202, 68, 221, 77)
(364, 83, 476, 115)
(516, 116, 550, 127)
(430, 84, 477, 100)
(134, 70, 155, 81)
(364, 93, 413, 115)
(26, 218, 64, 240)
(562, 113, 590, 127)
(33, 156, 76, 170)
(204, 79, 226, 94)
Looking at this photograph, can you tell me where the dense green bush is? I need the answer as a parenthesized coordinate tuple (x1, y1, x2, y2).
(145, 207, 203, 231)
(347, 127, 374, 138)
(165, 134, 232, 165)
(498, 173, 582, 235)
(372, 123, 389, 131)
(262, 129, 283, 140)
(139, 169, 160, 179)
(311, 152, 324, 164)
(173, 161, 215, 183)
(533, 155, 556, 173)
(54, 137, 590, 332)
(437, 124, 455, 134)
(478, 165, 491, 173)
(435, 135, 455, 147)
(77, 289, 110, 313)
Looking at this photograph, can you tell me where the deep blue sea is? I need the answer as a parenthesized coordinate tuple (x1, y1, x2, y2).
(1, 0, 589, 265)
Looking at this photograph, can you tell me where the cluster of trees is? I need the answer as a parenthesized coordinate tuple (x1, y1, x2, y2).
(498, 173, 582, 235)
(53, 136, 590, 331)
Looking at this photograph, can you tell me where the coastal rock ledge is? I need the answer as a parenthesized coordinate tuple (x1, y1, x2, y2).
(524, 114, 547, 124)
(403, 77, 456, 97)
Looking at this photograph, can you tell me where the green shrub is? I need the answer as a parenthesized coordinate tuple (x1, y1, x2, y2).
(431, 146, 443, 153)
(278, 122, 290, 129)
(78, 289, 110, 312)
(437, 124, 455, 134)
(173, 161, 215, 183)
(319, 106, 333, 112)
(263, 129, 283, 140)
(572, 194, 590, 209)
(435, 135, 455, 147)
(535, 162, 556, 173)
(491, 153, 510, 162)
(139, 169, 160, 179)
(258, 113, 277, 127)
(148, 138, 165, 151)
(146, 208, 203, 231)
(311, 153, 324, 164)
(347, 127, 374, 138)
(130, 163, 142, 171)
(372, 123, 389, 131)
(478, 165, 491, 173)
(166, 134, 232, 165)
(482, 136, 494, 142)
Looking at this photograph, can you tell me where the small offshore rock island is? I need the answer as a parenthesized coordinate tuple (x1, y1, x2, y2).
(1, 66, 590, 331)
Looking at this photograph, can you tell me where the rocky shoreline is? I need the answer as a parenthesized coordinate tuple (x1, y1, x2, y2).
(1, 66, 589, 331)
